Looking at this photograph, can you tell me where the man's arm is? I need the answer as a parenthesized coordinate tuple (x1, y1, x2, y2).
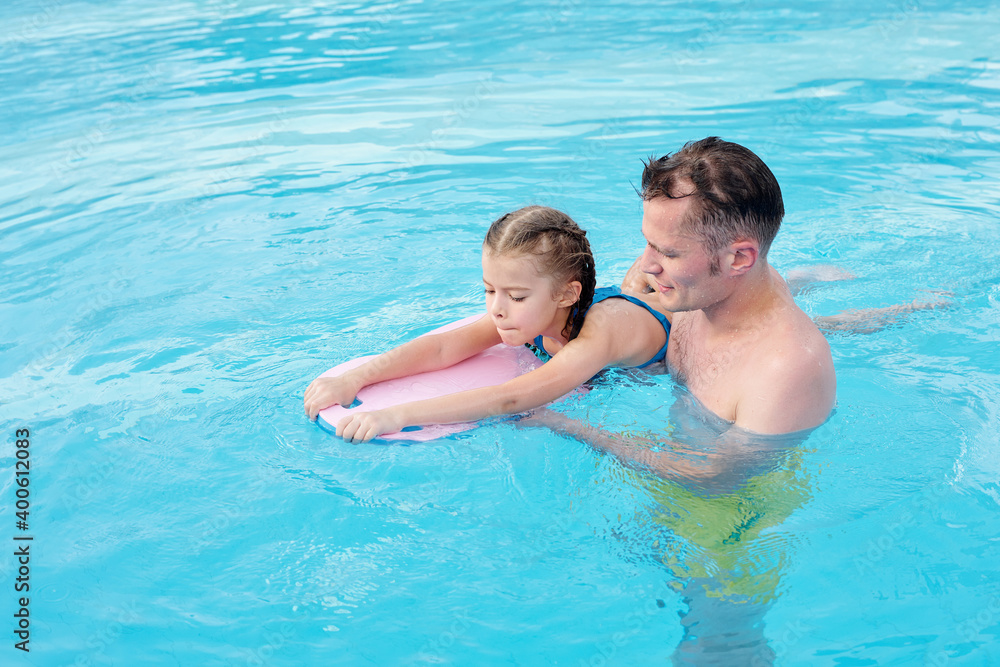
(519, 405, 812, 491)
(639, 257, 945, 335)
(520, 408, 744, 481)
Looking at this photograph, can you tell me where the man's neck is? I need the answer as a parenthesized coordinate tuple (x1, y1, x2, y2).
(698, 261, 783, 336)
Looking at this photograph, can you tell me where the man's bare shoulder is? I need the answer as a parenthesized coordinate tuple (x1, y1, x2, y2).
(776, 298, 831, 349)
(737, 304, 836, 433)
(748, 296, 833, 377)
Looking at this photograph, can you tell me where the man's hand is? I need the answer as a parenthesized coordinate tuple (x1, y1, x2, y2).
(336, 409, 403, 442)
(304, 374, 363, 421)
(621, 256, 656, 294)
(516, 408, 729, 481)
(516, 407, 583, 433)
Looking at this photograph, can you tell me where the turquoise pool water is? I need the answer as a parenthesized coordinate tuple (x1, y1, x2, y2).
(2, 1, 999, 664)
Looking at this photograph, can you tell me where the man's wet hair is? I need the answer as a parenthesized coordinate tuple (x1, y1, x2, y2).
(640, 137, 784, 262)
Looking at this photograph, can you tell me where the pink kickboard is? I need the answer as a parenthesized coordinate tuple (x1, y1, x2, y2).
(317, 315, 544, 442)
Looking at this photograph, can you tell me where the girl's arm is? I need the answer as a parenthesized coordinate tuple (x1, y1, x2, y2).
(336, 300, 666, 440)
(304, 315, 501, 420)
(336, 334, 610, 441)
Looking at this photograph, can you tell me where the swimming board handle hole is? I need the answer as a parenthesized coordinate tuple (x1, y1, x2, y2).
(348, 398, 362, 408)
(400, 426, 423, 432)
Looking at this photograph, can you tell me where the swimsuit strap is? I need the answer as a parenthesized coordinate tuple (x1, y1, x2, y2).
(526, 336, 551, 362)
(527, 286, 670, 367)
(591, 287, 670, 368)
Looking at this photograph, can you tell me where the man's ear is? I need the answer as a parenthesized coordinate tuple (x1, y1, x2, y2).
(557, 280, 583, 307)
(727, 239, 758, 276)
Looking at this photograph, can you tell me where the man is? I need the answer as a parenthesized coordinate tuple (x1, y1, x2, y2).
(517, 139, 836, 665)
(607, 138, 834, 665)
(623, 136, 835, 434)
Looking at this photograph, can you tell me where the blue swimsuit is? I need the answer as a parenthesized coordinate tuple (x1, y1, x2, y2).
(530, 286, 671, 368)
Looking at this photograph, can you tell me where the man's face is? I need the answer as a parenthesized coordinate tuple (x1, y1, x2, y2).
(638, 196, 728, 313)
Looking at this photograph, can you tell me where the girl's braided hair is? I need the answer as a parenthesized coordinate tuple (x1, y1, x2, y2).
(483, 206, 596, 341)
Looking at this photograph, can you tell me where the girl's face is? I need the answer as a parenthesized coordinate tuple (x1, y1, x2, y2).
(481, 251, 580, 346)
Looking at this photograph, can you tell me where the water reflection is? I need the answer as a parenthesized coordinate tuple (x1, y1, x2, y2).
(545, 386, 814, 665)
(644, 392, 812, 665)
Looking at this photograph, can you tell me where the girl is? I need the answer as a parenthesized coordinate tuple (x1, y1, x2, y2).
(303, 205, 671, 441)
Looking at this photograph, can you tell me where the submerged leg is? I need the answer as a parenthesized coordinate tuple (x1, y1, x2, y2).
(672, 582, 775, 666)
(785, 264, 857, 297)
(814, 297, 951, 334)
(784, 265, 952, 333)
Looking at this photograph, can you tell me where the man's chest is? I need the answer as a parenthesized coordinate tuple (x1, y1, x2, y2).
(666, 320, 747, 422)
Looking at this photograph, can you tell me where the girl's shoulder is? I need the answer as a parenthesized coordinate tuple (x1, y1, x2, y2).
(580, 288, 671, 345)
(572, 294, 670, 368)
(588, 287, 669, 323)
(579, 294, 653, 335)
(586, 295, 639, 317)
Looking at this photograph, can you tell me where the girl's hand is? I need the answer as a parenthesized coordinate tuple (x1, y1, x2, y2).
(304, 374, 362, 421)
(336, 410, 403, 442)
